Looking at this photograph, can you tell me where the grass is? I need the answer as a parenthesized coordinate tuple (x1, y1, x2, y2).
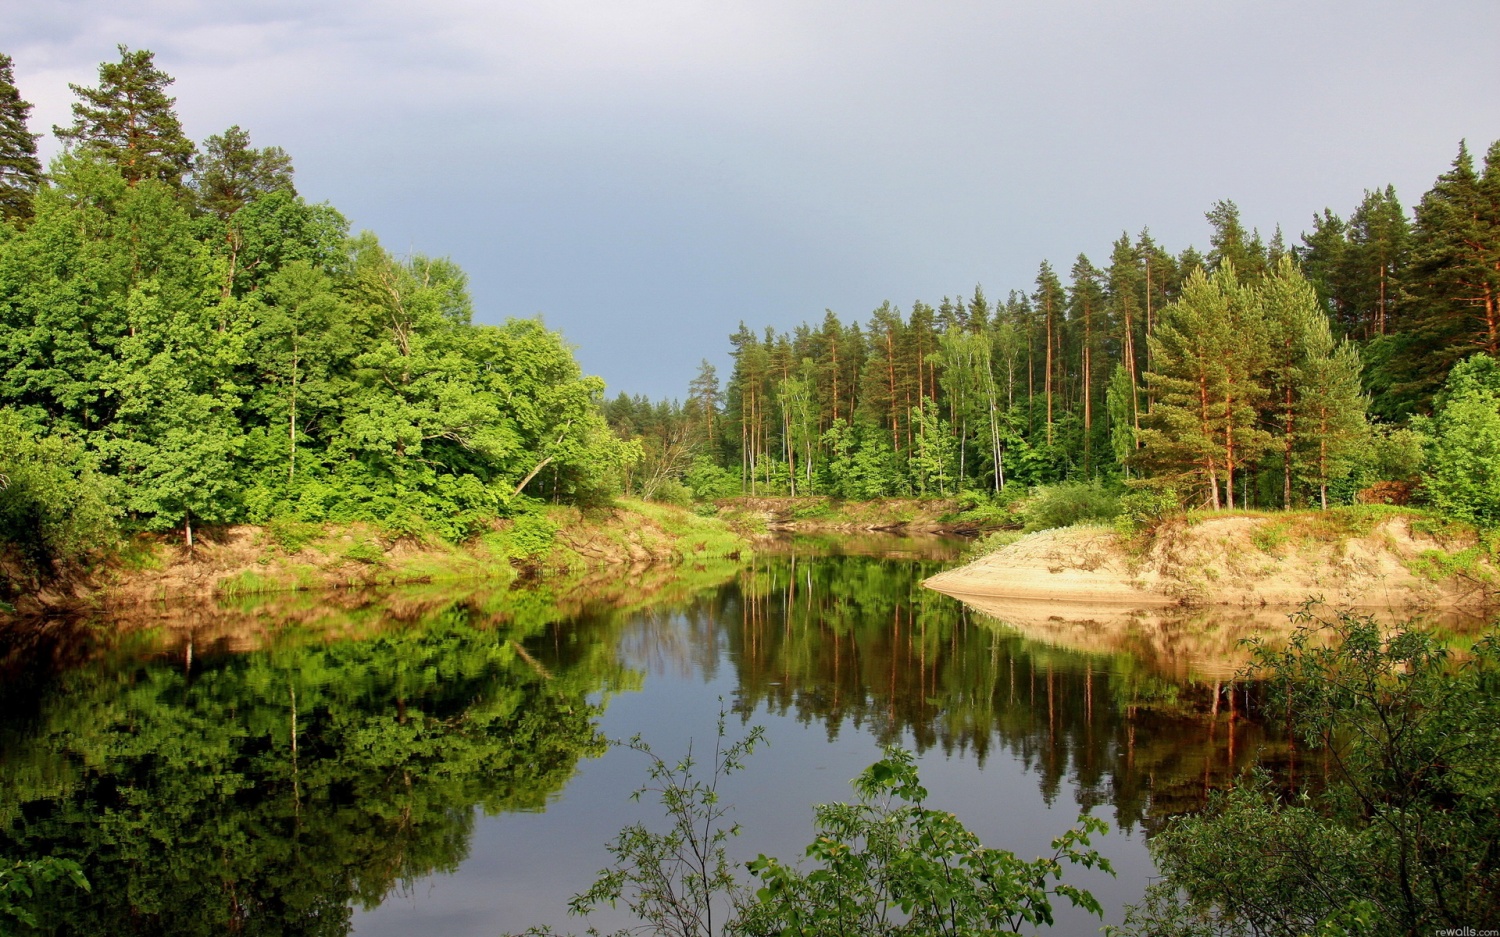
(115, 535, 166, 571)
(962, 529, 1023, 561)
(613, 498, 751, 560)
(1406, 546, 1493, 583)
(217, 569, 289, 596)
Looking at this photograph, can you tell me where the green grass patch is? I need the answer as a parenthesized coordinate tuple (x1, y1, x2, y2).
(789, 498, 835, 520)
(1407, 546, 1493, 583)
(618, 498, 750, 560)
(217, 569, 286, 596)
(115, 536, 165, 571)
(342, 539, 386, 565)
(266, 517, 321, 553)
(962, 529, 1022, 561)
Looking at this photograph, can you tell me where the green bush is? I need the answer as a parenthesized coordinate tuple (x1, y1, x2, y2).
(1114, 484, 1182, 533)
(342, 540, 386, 565)
(1, 858, 90, 929)
(265, 517, 320, 553)
(1419, 355, 1500, 526)
(0, 414, 118, 589)
(650, 478, 693, 508)
(1020, 480, 1121, 532)
(1116, 612, 1500, 936)
(504, 511, 558, 560)
(684, 456, 740, 501)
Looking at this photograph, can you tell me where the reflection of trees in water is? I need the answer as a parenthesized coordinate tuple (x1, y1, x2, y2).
(0, 597, 635, 936)
(0, 548, 1310, 931)
(700, 553, 1295, 834)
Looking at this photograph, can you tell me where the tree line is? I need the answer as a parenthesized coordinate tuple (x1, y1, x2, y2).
(608, 141, 1500, 514)
(0, 46, 633, 587)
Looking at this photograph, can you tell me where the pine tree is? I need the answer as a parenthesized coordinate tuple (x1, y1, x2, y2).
(1346, 185, 1410, 337)
(1033, 262, 1065, 445)
(1069, 254, 1106, 474)
(194, 125, 295, 220)
(1406, 141, 1500, 395)
(1138, 264, 1269, 507)
(1297, 313, 1369, 508)
(1206, 200, 1266, 281)
(1106, 235, 1144, 439)
(0, 53, 42, 223)
(1261, 256, 1320, 507)
(54, 45, 196, 186)
(1297, 208, 1351, 330)
(687, 359, 721, 450)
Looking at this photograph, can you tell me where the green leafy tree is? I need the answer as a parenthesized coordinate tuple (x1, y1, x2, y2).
(0, 52, 43, 223)
(53, 45, 196, 187)
(908, 398, 957, 495)
(538, 723, 1109, 937)
(743, 749, 1112, 936)
(1417, 353, 1500, 526)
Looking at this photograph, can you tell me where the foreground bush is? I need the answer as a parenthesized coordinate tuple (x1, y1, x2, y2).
(1114, 610, 1500, 937)
(516, 712, 1111, 936)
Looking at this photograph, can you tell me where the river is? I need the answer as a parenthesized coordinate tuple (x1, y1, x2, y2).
(0, 535, 1295, 935)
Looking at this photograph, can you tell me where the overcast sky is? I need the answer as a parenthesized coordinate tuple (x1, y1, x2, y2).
(8, 1, 1499, 399)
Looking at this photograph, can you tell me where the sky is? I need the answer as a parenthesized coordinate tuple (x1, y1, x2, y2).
(7, 1, 1499, 400)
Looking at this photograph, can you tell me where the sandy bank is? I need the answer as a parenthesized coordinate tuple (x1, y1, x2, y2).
(924, 513, 1499, 612)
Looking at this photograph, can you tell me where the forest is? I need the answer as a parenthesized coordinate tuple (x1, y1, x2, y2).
(608, 141, 1500, 525)
(4, 44, 1500, 588)
(0, 47, 634, 592)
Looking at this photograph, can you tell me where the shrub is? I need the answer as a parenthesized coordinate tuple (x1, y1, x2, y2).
(0, 414, 118, 590)
(1020, 480, 1121, 532)
(1116, 611, 1500, 936)
(505, 511, 558, 560)
(651, 478, 694, 508)
(265, 517, 320, 553)
(1114, 484, 1182, 533)
(684, 456, 740, 502)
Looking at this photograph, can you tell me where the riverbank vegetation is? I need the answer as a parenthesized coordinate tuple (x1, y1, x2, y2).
(0, 48, 640, 603)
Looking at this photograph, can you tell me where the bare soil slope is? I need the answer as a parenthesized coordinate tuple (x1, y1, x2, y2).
(924, 513, 1499, 612)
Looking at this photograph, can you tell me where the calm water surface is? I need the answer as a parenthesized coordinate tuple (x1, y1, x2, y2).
(0, 536, 1291, 935)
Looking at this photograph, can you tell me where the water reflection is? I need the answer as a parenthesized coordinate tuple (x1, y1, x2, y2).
(0, 542, 1302, 934)
(634, 550, 1293, 834)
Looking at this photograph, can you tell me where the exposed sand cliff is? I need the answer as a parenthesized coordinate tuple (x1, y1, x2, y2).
(925, 513, 1499, 612)
(924, 513, 1498, 679)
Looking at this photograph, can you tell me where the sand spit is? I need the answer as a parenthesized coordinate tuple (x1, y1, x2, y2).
(924, 514, 1499, 612)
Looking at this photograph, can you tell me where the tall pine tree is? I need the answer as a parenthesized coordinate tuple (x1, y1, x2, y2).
(54, 45, 196, 187)
(0, 53, 42, 223)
